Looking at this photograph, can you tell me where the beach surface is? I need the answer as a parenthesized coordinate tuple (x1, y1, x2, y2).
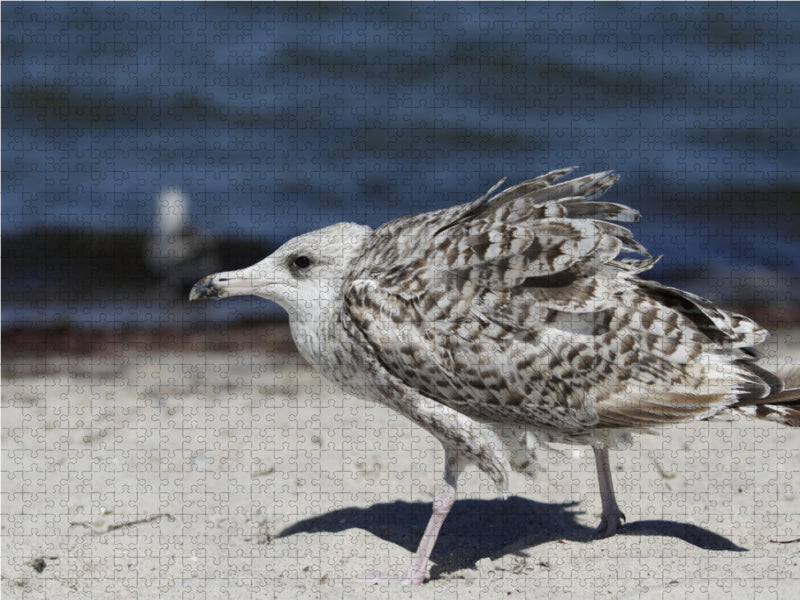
(3, 324, 800, 599)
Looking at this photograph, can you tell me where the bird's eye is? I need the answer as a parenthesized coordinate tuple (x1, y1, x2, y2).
(293, 255, 312, 269)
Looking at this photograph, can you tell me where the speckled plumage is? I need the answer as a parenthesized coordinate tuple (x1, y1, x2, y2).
(340, 168, 783, 433)
(191, 168, 800, 585)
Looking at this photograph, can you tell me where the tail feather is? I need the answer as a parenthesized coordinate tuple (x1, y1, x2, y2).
(735, 401, 800, 427)
(734, 369, 800, 427)
(733, 361, 800, 427)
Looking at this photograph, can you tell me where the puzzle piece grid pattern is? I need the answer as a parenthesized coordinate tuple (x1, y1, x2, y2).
(3, 339, 800, 598)
(3, 4, 800, 599)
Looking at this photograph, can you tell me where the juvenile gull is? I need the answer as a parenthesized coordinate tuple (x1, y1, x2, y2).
(190, 168, 800, 585)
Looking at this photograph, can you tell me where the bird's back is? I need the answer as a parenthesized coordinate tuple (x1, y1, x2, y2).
(341, 168, 786, 437)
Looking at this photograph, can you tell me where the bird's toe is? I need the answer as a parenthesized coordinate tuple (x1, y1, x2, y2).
(593, 511, 626, 538)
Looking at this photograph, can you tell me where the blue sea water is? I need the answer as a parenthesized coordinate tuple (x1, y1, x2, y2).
(2, 2, 799, 328)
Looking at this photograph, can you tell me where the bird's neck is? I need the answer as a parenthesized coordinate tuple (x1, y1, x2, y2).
(288, 291, 343, 377)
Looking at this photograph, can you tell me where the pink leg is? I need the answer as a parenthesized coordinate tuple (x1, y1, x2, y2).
(592, 443, 626, 537)
(356, 451, 463, 586)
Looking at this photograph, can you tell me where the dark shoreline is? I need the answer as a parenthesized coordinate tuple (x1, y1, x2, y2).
(1, 320, 297, 363)
(4, 302, 798, 363)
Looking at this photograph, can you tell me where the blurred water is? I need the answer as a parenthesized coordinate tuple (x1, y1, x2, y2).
(2, 2, 799, 329)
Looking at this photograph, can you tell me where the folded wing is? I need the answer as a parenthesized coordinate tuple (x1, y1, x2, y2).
(342, 169, 776, 433)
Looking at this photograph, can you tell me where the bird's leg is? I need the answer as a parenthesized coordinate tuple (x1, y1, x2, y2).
(355, 450, 463, 586)
(591, 443, 626, 538)
(398, 451, 461, 585)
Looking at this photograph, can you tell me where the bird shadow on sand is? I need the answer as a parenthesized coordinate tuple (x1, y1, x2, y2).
(276, 496, 745, 579)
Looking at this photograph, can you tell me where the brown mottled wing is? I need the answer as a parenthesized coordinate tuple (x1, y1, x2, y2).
(342, 170, 773, 432)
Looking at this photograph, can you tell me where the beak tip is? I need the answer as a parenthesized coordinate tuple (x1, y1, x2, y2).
(189, 275, 224, 301)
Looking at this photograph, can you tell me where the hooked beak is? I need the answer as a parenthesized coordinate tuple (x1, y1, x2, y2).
(189, 270, 261, 301)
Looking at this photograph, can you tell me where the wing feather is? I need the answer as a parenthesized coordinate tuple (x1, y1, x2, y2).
(342, 170, 776, 432)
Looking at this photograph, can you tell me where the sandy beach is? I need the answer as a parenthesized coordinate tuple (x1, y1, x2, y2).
(3, 324, 799, 599)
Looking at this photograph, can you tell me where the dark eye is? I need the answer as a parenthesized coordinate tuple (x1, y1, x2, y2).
(293, 255, 312, 269)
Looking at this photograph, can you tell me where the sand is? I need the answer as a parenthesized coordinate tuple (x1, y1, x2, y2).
(2, 325, 799, 599)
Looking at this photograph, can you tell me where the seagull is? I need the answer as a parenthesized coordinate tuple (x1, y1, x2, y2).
(147, 186, 219, 296)
(190, 168, 800, 585)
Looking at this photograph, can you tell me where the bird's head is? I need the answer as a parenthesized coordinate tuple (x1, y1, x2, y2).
(190, 222, 373, 320)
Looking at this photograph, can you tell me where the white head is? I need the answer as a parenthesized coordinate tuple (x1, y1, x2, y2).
(190, 222, 373, 322)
